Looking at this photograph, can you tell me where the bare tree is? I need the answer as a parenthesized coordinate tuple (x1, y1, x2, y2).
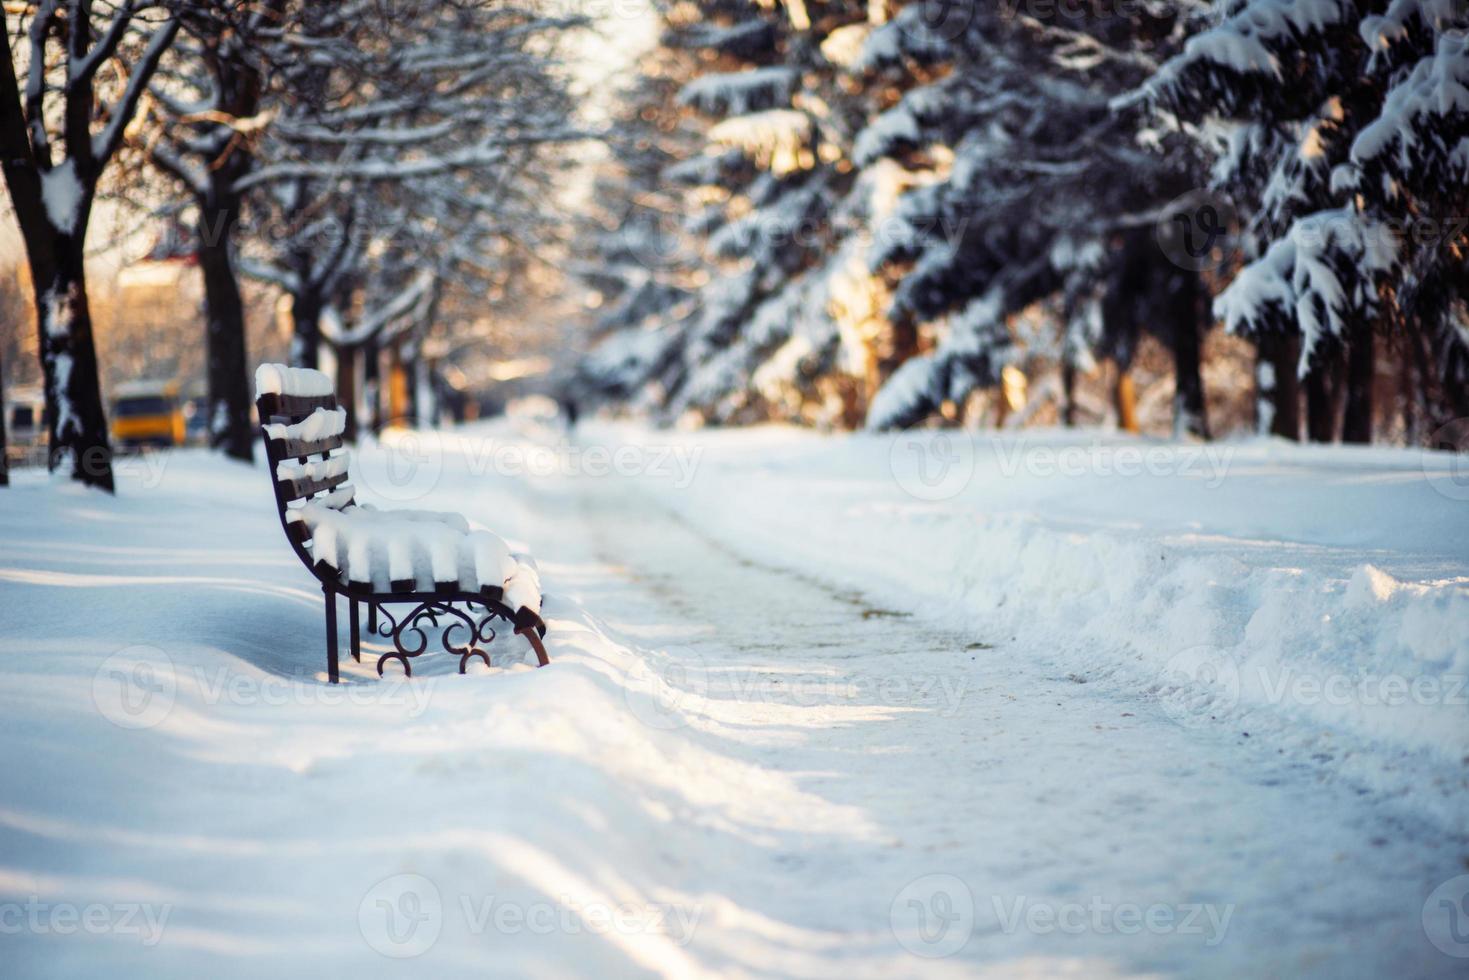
(236, 0, 583, 427)
(0, 0, 181, 490)
(138, 0, 283, 462)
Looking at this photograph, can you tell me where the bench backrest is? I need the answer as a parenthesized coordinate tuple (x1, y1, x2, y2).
(255, 366, 355, 559)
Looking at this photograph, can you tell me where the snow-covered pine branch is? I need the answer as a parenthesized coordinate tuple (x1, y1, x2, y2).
(678, 66, 799, 116)
(1215, 207, 1397, 370)
(1126, 0, 1469, 432)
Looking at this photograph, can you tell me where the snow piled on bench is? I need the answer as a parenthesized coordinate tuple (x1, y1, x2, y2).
(288, 501, 542, 616)
(255, 362, 334, 398)
(263, 406, 347, 444)
(276, 452, 350, 488)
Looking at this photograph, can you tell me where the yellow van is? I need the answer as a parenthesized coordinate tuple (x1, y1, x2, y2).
(111, 380, 185, 448)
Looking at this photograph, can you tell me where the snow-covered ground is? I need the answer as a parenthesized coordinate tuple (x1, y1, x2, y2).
(1, 418, 1466, 978)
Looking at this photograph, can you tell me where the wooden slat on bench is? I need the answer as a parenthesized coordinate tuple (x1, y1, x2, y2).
(287, 517, 313, 547)
(279, 470, 349, 501)
(258, 392, 337, 420)
(270, 433, 345, 459)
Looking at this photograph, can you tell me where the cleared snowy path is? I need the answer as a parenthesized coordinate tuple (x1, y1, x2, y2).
(1, 419, 1465, 978)
(478, 423, 1466, 979)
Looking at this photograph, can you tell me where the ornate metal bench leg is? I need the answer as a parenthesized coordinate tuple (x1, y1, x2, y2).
(350, 599, 361, 663)
(368, 602, 377, 633)
(324, 586, 340, 684)
(519, 628, 550, 667)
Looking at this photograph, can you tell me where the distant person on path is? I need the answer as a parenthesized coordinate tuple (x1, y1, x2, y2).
(562, 396, 579, 431)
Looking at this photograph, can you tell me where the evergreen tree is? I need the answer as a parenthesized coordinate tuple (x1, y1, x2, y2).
(584, 1, 1221, 434)
(857, 1, 1212, 433)
(585, 0, 937, 427)
(1131, 0, 1469, 441)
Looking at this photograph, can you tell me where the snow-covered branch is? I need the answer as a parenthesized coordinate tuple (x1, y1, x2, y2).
(93, 11, 179, 164)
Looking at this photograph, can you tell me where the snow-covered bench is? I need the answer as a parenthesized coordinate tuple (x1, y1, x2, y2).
(255, 364, 548, 682)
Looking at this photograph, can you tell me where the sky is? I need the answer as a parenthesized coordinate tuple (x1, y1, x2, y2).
(570, 0, 659, 99)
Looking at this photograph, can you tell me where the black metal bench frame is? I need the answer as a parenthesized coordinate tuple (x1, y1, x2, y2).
(257, 389, 549, 683)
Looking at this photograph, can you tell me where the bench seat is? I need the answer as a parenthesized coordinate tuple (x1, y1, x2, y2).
(287, 501, 544, 631)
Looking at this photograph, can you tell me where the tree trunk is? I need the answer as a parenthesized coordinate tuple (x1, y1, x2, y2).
(35, 237, 114, 491)
(879, 317, 919, 389)
(291, 290, 323, 369)
(1445, 342, 1469, 422)
(1256, 332, 1300, 440)
(1174, 323, 1209, 439)
(363, 332, 381, 433)
(415, 356, 435, 428)
(0, 3, 188, 494)
(197, 186, 254, 462)
(1397, 332, 1419, 445)
(1342, 327, 1374, 444)
(386, 343, 410, 425)
(0, 351, 8, 487)
(1114, 366, 1140, 433)
(1061, 361, 1077, 427)
(335, 343, 358, 442)
(1165, 269, 1209, 439)
(1305, 349, 1341, 443)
